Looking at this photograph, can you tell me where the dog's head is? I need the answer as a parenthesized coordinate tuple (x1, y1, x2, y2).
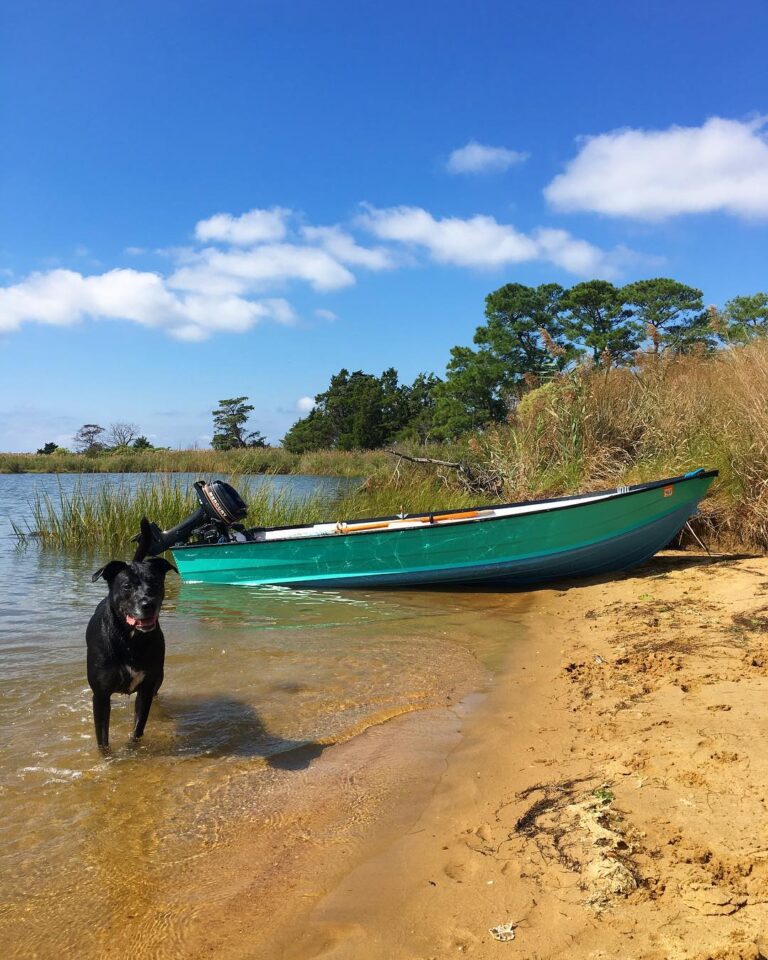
(92, 518, 177, 632)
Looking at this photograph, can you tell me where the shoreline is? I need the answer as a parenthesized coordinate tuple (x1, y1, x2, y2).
(18, 551, 765, 959)
(283, 551, 768, 959)
(160, 593, 537, 960)
(173, 550, 768, 960)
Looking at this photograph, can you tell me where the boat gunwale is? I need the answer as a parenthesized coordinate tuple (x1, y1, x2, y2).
(170, 470, 718, 553)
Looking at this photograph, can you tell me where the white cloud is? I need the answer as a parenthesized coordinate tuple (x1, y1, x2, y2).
(297, 396, 315, 413)
(194, 207, 291, 244)
(360, 205, 622, 276)
(0, 267, 294, 340)
(0, 199, 642, 341)
(545, 116, 768, 220)
(531, 228, 611, 276)
(301, 225, 394, 270)
(314, 308, 338, 322)
(168, 244, 356, 295)
(362, 205, 537, 267)
(446, 140, 528, 174)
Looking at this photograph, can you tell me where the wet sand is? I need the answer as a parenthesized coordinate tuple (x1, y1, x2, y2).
(179, 552, 768, 960)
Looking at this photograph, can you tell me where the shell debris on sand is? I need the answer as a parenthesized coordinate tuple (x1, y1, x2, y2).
(489, 921, 516, 942)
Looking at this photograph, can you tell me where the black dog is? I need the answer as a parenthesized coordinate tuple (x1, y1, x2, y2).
(86, 518, 176, 750)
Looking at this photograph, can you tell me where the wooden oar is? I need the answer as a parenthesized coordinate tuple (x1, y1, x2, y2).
(335, 509, 489, 535)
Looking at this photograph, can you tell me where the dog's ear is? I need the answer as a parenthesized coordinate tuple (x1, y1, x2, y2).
(132, 517, 152, 562)
(92, 560, 128, 584)
(146, 556, 178, 578)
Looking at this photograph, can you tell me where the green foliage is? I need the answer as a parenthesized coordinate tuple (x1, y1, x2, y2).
(479, 282, 572, 373)
(211, 397, 267, 450)
(0, 447, 393, 475)
(394, 372, 442, 444)
(431, 347, 506, 439)
(621, 278, 710, 354)
(12, 477, 327, 550)
(11, 340, 768, 553)
(36, 442, 59, 455)
(132, 436, 153, 450)
(430, 283, 572, 439)
(722, 292, 768, 344)
(559, 280, 641, 365)
(282, 368, 426, 453)
(473, 338, 768, 549)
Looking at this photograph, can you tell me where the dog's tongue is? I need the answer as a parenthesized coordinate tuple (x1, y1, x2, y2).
(126, 614, 157, 629)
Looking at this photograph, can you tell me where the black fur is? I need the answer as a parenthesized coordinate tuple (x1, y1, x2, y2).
(86, 518, 176, 750)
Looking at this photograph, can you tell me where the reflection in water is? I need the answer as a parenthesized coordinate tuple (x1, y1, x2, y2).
(0, 473, 528, 958)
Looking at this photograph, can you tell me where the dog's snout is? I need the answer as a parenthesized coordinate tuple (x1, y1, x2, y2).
(134, 593, 157, 615)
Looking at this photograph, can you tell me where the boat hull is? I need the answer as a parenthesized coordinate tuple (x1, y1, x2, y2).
(171, 472, 715, 589)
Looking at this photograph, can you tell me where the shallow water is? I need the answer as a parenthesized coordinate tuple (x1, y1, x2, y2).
(0, 473, 525, 958)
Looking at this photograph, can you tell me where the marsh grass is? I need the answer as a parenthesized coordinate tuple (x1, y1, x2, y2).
(12, 477, 335, 550)
(12, 468, 475, 551)
(470, 339, 768, 549)
(0, 447, 403, 476)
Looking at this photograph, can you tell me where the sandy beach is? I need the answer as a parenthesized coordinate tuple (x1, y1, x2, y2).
(172, 550, 768, 960)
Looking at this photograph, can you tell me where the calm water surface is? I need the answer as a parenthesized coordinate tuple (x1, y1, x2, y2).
(0, 473, 524, 958)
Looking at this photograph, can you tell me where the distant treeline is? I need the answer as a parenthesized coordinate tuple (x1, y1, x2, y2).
(282, 279, 768, 452)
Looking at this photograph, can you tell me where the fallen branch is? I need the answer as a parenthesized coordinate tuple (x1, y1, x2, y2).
(385, 448, 505, 497)
(384, 449, 463, 469)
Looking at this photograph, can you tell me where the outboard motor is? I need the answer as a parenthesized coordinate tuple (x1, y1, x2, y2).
(138, 480, 248, 555)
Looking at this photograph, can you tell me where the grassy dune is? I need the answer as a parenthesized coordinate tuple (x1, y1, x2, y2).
(467, 340, 768, 550)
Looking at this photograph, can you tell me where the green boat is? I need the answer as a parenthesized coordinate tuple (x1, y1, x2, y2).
(139, 470, 716, 589)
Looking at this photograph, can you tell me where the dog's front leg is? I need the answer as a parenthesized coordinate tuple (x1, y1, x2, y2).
(92, 692, 111, 751)
(132, 679, 159, 741)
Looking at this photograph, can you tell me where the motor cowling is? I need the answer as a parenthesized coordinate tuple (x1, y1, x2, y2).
(138, 480, 249, 555)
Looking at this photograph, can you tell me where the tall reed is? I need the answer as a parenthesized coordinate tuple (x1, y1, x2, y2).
(12, 468, 479, 551)
(12, 477, 331, 551)
(471, 340, 768, 549)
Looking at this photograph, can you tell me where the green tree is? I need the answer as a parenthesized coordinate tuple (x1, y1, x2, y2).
(282, 370, 384, 452)
(621, 278, 710, 354)
(36, 442, 59, 455)
(379, 367, 411, 441)
(282, 369, 429, 452)
(395, 372, 442, 445)
(430, 283, 571, 439)
(74, 423, 106, 454)
(282, 408, 334, 453)
(559, 280, 640, 366)
(211, 397, 267, 450)
(479, 282, 571, 373)
(722, 292, 768, 344)
(431, 347, 506, 439)
(132, 436, 153, 450)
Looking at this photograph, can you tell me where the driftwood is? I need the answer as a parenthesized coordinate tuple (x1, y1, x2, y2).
(384, 449, 462, 469)
(384, 448, 504, 496)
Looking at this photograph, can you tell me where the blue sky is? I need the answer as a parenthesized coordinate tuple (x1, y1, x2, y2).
(1, 0, 767, 450)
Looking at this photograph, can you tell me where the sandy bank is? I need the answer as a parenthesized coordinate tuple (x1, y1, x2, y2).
(283, 552, 768, 960)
